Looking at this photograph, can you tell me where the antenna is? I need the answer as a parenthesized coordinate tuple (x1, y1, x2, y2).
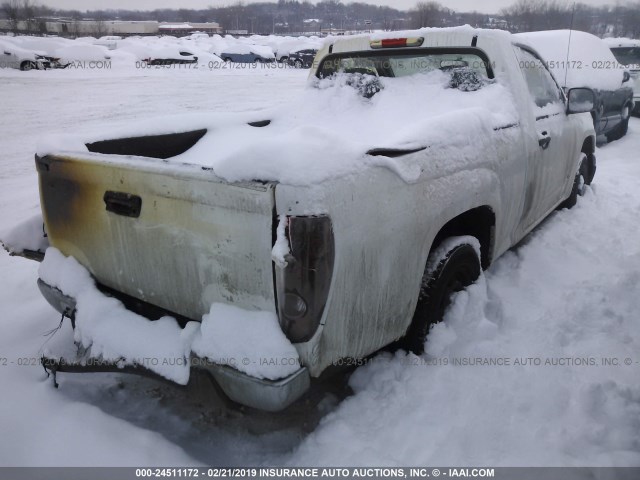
(564, 2, 577, 88)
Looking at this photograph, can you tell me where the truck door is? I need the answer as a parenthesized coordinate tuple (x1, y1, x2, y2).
(514, 46, 576, 233)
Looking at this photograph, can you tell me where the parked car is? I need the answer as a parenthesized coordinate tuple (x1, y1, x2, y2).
(4, 36, 68, 68)
(145, 50, 197, 66)
(605, 38, 640, 115)
(220, 44, 275, 63)
(287, 48, 318, 69)
(4, 28, 597, 412)
(0, 40, 52, 70)
(274, 38, 322, 63)
(515, 30, 634, 142)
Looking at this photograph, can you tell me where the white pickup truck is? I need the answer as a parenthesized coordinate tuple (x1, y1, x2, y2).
(3, 27, 597, 412)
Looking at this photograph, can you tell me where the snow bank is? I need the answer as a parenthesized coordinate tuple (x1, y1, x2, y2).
(291, 172, 640, 466)
(0, 213, 48, 255)
(39, 248, 299, 383)
(38, 68, 517, 187)
(514, 30, 625, 90)
(54, 44, 111, 63)
(39, 248, 196, 384)
(8, 36, 71, 55)
(192, 303, 300, 380)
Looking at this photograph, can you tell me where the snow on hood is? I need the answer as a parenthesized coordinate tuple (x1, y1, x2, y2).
(514, 30, 626, 91)
(6, 36, 71, 55)
(0, 39, 38, 60)
(38, 69, 517, 186)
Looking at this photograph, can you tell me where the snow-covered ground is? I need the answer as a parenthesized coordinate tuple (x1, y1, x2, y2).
(0, 64, 639, 468)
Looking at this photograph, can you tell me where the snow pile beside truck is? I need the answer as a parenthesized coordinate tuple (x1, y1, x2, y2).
(39, 248, 301, 384)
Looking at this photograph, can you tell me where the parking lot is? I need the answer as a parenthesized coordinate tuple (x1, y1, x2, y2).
(0, 64, 639, 467)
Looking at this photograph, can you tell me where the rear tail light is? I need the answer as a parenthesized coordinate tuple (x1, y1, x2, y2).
(370, 37, 424, 49)
(274, 215, 335, 343)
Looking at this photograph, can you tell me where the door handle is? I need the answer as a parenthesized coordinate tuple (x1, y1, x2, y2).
(104, 191, 142, 218)
(538, 131, 551, 150)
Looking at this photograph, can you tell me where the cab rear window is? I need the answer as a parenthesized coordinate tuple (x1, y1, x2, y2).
(317, 48, 494, 80)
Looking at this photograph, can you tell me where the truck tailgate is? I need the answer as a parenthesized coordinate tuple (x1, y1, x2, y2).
(36, 153, 277, 321)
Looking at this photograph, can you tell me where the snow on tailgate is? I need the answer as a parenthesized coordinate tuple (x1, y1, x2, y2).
(37, 68, 518, 186)
(39, 248, 300, 383)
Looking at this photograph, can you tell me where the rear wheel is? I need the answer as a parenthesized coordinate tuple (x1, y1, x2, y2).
(294, 59, 304, 69)
(401, 238, 481, 354)
(559, 153, 589, 210)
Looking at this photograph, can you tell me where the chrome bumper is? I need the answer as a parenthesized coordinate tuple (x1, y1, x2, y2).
(38, 279, 310, 412)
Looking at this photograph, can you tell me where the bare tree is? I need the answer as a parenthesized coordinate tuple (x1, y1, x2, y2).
(22, 0, 36, 33)
(92, 18, 108, 37)
(1, 0, 21, 33)
(501, 0, 574, 33)
(411, 1, 447, 29)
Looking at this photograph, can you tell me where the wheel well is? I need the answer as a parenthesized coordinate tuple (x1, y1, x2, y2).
(581, 136, 595, 155)
(431, 206, 495, 270)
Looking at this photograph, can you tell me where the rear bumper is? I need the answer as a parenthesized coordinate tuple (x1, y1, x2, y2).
(38, 279, 310, 412)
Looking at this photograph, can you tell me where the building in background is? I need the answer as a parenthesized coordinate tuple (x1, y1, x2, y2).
(0, 19, 221, 37)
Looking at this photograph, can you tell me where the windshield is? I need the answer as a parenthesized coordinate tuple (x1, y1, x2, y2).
(610, 47, 640, 69)
(317, 49, 493, 80)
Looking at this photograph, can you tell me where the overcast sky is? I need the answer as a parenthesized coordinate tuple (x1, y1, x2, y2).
(41, 0, 615, 15)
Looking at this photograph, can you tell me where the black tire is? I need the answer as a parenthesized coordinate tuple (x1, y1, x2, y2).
(401, 239, 481, 354)
(20, 60, 36, 71)
(559, 153, 589, 210)
(606, 104, 631, 142)
(294, 59, 304, 69)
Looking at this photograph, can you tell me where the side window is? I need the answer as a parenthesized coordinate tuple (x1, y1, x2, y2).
(515, 47, 563, 110)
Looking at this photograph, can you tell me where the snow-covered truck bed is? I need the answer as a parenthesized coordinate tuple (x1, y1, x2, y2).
(3, 26, 598, 412)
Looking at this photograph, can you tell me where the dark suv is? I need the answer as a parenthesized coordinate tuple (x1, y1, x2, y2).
(287, 49, 318, 69)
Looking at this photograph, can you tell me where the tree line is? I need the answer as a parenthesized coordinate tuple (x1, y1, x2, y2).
(1, 0, 639, 38)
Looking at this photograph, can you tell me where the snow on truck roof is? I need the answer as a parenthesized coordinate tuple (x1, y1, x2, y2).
(325, 25, 511, 54)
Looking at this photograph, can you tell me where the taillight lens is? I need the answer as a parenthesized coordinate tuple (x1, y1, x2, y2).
(275, 215, 335, 343)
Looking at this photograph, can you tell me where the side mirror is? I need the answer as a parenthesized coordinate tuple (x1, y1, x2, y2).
(566, 87, 595, 115)
(623, 71, 631, 83)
